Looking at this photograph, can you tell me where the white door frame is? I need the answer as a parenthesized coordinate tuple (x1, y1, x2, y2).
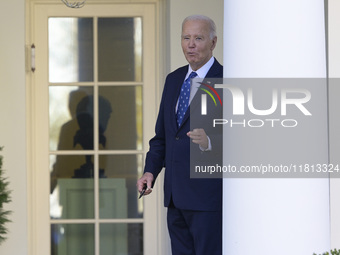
(25, 1, 169, 254)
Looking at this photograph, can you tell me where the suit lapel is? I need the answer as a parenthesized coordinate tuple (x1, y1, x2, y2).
(172, 67, 188, 132)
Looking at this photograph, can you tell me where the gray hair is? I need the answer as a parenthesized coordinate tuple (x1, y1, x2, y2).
(182, 15, 217, 39)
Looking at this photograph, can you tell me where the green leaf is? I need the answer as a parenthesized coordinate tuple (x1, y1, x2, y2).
(0, 147, 12, 244)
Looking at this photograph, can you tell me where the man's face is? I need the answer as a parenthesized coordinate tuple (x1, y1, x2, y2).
(181, 19, 217, 71)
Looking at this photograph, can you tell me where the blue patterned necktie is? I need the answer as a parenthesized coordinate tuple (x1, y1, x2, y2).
(176, 72, 197, 126)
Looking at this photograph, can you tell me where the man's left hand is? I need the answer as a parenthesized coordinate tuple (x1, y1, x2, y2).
(187, 128, 209, 150)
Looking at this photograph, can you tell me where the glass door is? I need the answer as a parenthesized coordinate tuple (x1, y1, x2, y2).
(27, 2, 159, 255)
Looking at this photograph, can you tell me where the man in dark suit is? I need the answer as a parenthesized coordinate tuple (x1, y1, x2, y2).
(137, 15, 223, 255)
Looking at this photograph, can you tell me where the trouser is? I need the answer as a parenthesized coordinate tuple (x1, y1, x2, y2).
(167, 200, 222, 255)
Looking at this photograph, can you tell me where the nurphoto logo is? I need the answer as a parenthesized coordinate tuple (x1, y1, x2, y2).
(199, 81, 312, 128)
(199, 82, 222, 115)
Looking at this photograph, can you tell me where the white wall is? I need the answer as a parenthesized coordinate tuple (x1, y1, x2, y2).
(0, 0, 28, 254)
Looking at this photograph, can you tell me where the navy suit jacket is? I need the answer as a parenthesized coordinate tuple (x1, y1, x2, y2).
(144, 58, 223, 211)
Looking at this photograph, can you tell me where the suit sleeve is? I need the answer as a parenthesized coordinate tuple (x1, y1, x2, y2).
(143, 76, 170, 181)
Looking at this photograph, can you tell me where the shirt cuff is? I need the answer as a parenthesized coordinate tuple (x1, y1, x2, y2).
(199, 136, 212, 151)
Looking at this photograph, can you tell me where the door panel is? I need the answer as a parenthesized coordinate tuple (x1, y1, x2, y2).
(28, 2, 159, 255)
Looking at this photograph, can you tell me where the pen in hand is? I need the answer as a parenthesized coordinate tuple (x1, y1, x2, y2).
(139, 184, 147, 199)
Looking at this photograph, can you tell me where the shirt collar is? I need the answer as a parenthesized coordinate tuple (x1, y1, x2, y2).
(186, 56, 215, 80)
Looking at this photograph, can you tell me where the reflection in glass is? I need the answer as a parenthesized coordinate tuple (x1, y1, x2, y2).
(49, 18, 94, 82)
(98, 86, 142, 150)
(98, 17, 142, 81)
(100, 223, 143, 255)
(51, 224, 94, 255)
(49, 86, 94, 151)
(99, 155, 143, 219)
(50, 155, 94, 219)
(49, 16, 146, 254)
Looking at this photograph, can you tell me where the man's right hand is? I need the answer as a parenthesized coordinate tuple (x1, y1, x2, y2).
(136, 172, 154, 196)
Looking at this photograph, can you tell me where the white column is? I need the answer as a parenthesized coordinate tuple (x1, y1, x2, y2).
(223, 1, 330, 255)
(328, 0, 340, 250)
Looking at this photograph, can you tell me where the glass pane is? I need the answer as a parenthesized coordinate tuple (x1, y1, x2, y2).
(98, 86, 142, 150)
(49, 86, 94, 151)
(100, 223, 143, 255)
(49, 18, 94, 82)
(50, 155, 95, 219)
(51, 224, 94, 255)
(99, 155, 143, 219)
(98, 18, 142, 81)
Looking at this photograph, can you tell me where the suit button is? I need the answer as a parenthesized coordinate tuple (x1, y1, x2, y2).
(175, 137, 179, 140)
